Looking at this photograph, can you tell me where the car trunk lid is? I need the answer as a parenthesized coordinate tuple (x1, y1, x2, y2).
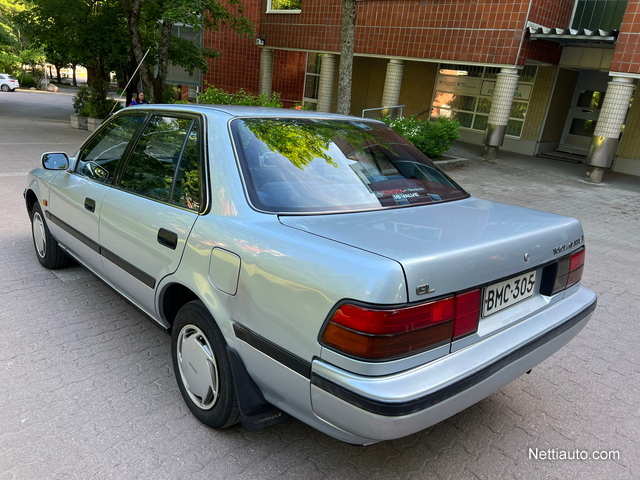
(279, 197, 584, 303)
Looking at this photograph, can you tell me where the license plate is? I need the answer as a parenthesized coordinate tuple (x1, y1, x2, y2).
(482, 271, 537, 317)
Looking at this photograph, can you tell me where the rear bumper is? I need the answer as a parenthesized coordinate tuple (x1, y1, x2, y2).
(310, 286, 596, 442)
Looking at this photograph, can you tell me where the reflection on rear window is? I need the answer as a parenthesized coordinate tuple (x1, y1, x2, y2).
(231, 118, 468, 213)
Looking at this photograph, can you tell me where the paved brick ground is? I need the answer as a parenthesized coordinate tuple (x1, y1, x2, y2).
(1, 91, 638, 479)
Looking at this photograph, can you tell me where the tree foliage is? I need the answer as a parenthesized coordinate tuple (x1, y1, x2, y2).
(241, 119, 386, 171)
(17, 0, 130, 81)
(121, 0, 255, 104)
(0, 0, 30, 73)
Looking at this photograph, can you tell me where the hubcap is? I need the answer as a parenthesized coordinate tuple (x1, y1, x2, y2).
(176, 325, 219, 410)
(32, 212, 47, 259)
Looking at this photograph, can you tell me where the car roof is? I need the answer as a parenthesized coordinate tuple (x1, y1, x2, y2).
(121, 104, 382, 123)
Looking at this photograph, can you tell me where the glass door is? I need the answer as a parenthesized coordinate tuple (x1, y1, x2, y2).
(559, 70, 610, 154)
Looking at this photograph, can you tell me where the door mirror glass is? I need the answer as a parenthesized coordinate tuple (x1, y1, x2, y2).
(42, 152, 69, 170)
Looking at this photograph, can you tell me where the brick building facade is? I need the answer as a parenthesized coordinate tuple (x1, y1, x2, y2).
(204, 0, 640, 178)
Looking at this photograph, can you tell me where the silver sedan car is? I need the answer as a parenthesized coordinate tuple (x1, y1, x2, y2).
(25, 106, 596, 445)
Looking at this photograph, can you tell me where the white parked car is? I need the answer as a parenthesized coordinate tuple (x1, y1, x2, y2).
(0, 74, 19, 92)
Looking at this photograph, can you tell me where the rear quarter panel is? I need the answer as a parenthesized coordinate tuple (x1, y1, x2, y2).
(172, 214, 408, 362)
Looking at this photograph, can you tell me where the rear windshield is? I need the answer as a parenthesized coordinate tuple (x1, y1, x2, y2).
(230, 118, 468, 214)
(8, 75, 17, 80)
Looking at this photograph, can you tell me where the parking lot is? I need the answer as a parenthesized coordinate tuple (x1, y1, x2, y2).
(0, 90, 638, 479)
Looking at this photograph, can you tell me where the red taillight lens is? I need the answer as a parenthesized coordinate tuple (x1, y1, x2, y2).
(566, 249, 585, 288)
(321, 290, 481, 360)
(550, 248, 585, 294)
(453, 289, 481, 340)
(330, 298, 454, 335)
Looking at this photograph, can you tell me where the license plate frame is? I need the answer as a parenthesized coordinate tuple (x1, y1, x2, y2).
(482, 270, 537, 317)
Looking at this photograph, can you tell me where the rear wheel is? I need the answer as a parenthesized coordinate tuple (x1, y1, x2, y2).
(171, 301, 240, 429)
(1, 84, 9, 92)
(31, 202, 70, 269)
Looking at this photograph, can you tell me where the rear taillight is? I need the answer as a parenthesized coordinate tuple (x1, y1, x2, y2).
(320, 290, 481, 360)
(541, 248, 585, 296)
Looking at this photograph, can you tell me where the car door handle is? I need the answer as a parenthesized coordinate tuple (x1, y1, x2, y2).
(157, 228, 178, 250)
(84, 197, 96, 212)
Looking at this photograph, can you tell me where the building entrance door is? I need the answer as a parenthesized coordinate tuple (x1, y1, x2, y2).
(559, 70, 610, 154)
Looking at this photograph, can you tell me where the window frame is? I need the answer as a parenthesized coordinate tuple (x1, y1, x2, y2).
(302, 52, 322, 110)
(113, 112, 206, 213)
(73, 111, 149, 185)
(266, 0, 301, 14)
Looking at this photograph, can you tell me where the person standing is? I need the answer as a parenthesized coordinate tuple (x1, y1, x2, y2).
(130, 91, 149, 106)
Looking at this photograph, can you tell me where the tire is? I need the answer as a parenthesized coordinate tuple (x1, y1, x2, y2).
(1, 84, 9, 92)
(30, 202, 70, 269)
(171, 301, 240, 429)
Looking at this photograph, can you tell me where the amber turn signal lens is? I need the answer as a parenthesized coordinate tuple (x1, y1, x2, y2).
(321, 321, 453, 360)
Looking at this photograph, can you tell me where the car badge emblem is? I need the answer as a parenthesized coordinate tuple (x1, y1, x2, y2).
(524, 252, 529, 262)
(416, 284, 435, 295)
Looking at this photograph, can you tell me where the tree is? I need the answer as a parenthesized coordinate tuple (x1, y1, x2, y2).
(121, 0, 254, 104)
(0, 0, 28, 73)
(336, 0, 356, 115)
(17, 0, 130, 85)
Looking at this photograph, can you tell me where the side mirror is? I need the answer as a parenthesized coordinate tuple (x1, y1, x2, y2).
(42, 152, 69, 170)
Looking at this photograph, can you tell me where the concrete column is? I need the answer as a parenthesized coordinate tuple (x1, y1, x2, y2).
(259, 48, 274, 96)
(585, 76, 635, 183)
(381, 59, 405, 117)
(316, 54, 337, 113)
(483, 68, 519, 161)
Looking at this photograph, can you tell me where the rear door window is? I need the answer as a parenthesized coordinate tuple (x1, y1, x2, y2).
(76, 114, 146, 183)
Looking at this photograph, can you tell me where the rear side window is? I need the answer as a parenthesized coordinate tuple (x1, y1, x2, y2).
(231, 118, 468, 213)
(76, 114, 146, 183)
(119, 115, 201, 210)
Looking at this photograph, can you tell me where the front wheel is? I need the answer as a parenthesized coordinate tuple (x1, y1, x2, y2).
(31, 202, 70, 269)
(171, 301, 240, 429)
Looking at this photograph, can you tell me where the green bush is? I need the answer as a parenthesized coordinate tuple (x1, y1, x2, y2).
(72, 86, 91, 116)
(73, 80, 121, 118)
(380, 116, 460, 159)
(18, 73, 37, 88)
(198, 85, 282, 108)
(163, 84, 181, 103)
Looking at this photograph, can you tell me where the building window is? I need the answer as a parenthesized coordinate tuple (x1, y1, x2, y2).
(302, 53, 322, 111)
(267, 0, 302, 13)
(431, 64, 538, 139)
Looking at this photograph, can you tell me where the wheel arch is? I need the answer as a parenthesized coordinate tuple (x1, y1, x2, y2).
(25, 188, 39, 217)
(159, 282, 201, 331)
